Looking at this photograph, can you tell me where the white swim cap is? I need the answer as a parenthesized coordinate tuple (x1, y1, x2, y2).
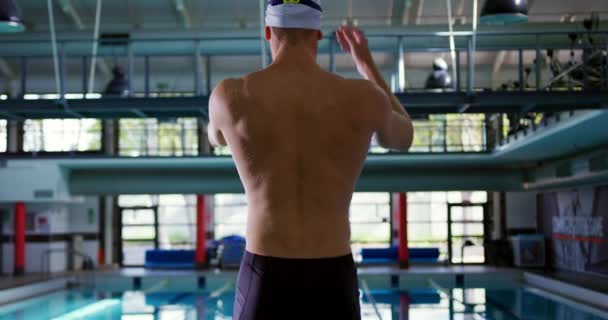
(265, 0, 323, 31)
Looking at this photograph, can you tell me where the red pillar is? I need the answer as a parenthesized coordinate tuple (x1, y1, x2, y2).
(195, 195, 207, 269)
(399, 293, 410, 320)
(395, 193, 409, 269)
(98, 248, 105, 266)
(14, 202, 26, 276)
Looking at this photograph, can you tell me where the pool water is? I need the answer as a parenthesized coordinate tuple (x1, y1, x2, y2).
(0, 286, 605, 320)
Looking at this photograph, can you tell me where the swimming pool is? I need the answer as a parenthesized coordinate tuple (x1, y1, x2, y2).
(0, 284, 605, 320)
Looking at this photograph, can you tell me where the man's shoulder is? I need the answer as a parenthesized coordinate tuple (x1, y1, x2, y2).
(341, 78, 386, 103)
(213, 78, 245, 98)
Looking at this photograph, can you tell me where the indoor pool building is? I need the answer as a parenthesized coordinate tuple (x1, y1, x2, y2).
(0, 0, 607, 319)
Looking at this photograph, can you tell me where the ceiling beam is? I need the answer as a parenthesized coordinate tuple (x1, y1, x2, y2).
(56, 0, 111, 80)
(173, 0, 192, 29)
(456, 0, 466, 24)
(0, 58, 16, 80)
(491, 50, 508, 88)
(390, 0, 410, 27)
(406, 0, 424, 25)
(58, 0, 84, 29)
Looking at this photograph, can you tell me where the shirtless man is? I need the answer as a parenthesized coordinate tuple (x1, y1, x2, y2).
(208, 1, 413, 318)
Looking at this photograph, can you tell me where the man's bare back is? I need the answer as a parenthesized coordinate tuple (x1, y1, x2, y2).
(209, 26, 413, 259)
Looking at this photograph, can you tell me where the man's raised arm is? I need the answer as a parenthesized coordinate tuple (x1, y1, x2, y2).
(337, 26, 414, 151)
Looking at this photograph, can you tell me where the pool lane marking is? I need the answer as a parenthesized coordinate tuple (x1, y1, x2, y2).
(210, 280, 234, 299)
(360, 279, 383, 320)
(143, 279, 169, 293)
(168, 292, 192, 305)
(428, 278, 499, 320)
(50, 299, 121, 320)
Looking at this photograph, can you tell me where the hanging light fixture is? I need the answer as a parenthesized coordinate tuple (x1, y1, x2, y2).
(0, 0, 25, 32)
(480, 0, 528, 25)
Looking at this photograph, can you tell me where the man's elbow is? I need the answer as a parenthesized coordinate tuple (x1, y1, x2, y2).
(388, 125, 414, 151)
(209, 134, 227, 148)
(377, 133, 412, 152)
(401, 123, 414, 151)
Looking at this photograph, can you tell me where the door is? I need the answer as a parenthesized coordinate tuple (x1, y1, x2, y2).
(448, 204, 486, 264)
(120, 207, 158, 267)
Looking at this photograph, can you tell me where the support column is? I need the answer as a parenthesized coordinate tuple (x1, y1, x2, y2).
(198, 120, 211, 155)
(14, 202, 25, 276)
(399, 293, 410, 320)
(102, 120, 118, 155)
(98, 196, 106, 266)
(395, 193, 409, 268)
(7, 120, 23, 153)
(195, 195, 207, 269)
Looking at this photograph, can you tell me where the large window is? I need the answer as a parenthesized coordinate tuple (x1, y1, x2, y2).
(0, 120, 6, 152)
(23, 119, 102, 152)
(213, 193, 392, 251)
(364, 114, 487, 154)
(157, 195, 196, 249)
(408, 191, 487, 263)
(119, 118, 198, 157)
(118, 195, 196, 266)
(410, 114, 486, 153)
(214, 194, 248, 239)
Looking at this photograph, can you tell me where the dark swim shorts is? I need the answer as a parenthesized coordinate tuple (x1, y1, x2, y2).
(233, 251, 361, 320)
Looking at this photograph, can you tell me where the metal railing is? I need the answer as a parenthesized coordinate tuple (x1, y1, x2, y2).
(0, 29, 606, 97)
(1, 29, 606, 156)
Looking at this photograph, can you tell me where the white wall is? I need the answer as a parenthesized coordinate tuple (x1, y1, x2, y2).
(505, 192, 538, 231)
(0, 197, 100, 274)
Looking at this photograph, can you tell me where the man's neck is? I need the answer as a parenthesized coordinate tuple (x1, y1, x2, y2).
(271, 43, 317, 68)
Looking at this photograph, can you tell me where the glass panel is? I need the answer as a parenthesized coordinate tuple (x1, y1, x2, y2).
(122, 241, 155, 266)
(451, 206, 484, 221)
(445, 114, 486, 152)
(350, 223, 390, 243)
(408, 222, 449, 242)
(350, 193, 390, 245)
(351, 192, 390, 204)
(214, 194, 248, 239)
(119, 195, 158, 207)
(158, 206, 196, 224)
(409, 203, 447, 222)
(119, 118, 198, 157)
(0, 120, 6, 153)
(158, 194, 193, 206)
(350, 204, 390, 223)
(122, 226, 156, 240)
(451, 223, 484, 237)
(214, 206, 248, 225)
(215, 225, 247, 239)
(158, 225, 195, 248)
(122, 209, 155, 225)
(23, 119, 102, 152)
(451, 240, 485, 264)
(404, 114, 486, 153)
(448, 191, 488, 203)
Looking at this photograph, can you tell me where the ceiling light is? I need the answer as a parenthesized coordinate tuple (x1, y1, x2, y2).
(0, 0, 26, 33)
(480, 0, 528, 25)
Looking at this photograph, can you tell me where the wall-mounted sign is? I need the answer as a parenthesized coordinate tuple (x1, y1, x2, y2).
(538, 186, 608, 276)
